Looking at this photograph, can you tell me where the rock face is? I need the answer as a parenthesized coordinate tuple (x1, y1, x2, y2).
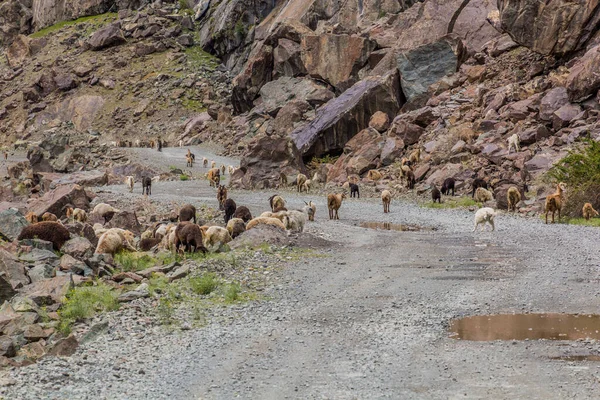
(292, 70, 403, 159)
(396, 35, 466, 102)
(497, 0, 600, 55)
(32, 0, 116, 31)
(566, 45, 600, 102)
(231, 45, 273, 114)
(258, 77, 327, 116)
(28, 185, 91, 219)
(6, 35, 31, 67)
(88, 23, 126, 51)
(0, 209, 28, 241)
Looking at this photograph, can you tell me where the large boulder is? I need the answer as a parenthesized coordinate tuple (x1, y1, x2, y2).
(497, 0, 600, 56)
(0, 250, 29, 291)
(273, 100, 311, 136)
(6, 35, 31, 67)
(88, 23, 126, 51)
(28, 184, 91, 219)
(396, 34, 466, 102)
(328, 128, 383, 182)
(494, 181, 525, 210)
(231, 45, 273, 114)
(18, 275, 72, 305)
(291, 70, 403, 160)
(230, 135, 307, 190)
(34, 95, 105, 132)
(388, 119, 426, 146)
(32, 0, 114, 31)
(566, 44, 600, 102)
(273, 39, 306, 79)
(258, 77, 327, 116)
(301, 34, 376, 92)
(105, 211, 142, 235)
(61, 237, 94, 260)
(539, 87, 569, 121)
(0, 209, 28, 241)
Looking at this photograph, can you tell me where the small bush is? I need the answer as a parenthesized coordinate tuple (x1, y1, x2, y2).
(189, 273, 219, 295)
(308, 154, 339, 170)
(180, 174, 190, 181)
(114, 251, 156, 271)
(565, 217, 600, 227)
(423, 196, 478, 209)
(225, 283, 240, 303)
(58, 283, 119, 334)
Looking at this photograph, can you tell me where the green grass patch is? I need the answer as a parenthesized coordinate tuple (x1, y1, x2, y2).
(180, 174, 190, 181)
(307, 154, 339, 169)
(189, 273, 219, 295)
(114, 251, 157, 272)
(423, 196, 479, 209)
(181, 98, 206, 112)
(184, 46, 219, 70)
(58, 282, 120, 335)
(224, 283, 240, 303)
(31, 12, 118, 38)
(561, 217, 600, 227)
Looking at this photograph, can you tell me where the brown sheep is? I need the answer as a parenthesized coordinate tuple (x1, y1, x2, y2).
(544, 182, 567, 224)
(226, 218, 246, 239)
(583, 202, 599, 220)
(41, 212, 58, 222)
(279, 172, 288, 188)
(474, 187, 494, 203)
(406, 170, 416, 189)
(233, 206, 252, 222)
(217, 185, 228, 210)
(381, 190, 392, 213)
(327, 193, 347, 220)
(297, 173, 307, 193)
(207, 168, 220, 187)
(431, 185, 441, 203)
(179, 204, 197, 224)
(246, 217, 286, 230)
(174, 222, 207, 253)
(506, 187, 521, 212)
(367, 170, 382, 182)
(221, 165, 226, 175)
(224, 198, 237, 223)
(25, 212, 39, 224)
(18, 222, 70, 251)
(139, 238, 161, 251)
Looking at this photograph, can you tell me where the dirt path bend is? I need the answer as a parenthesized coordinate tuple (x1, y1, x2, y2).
(5, 146, 600, 399)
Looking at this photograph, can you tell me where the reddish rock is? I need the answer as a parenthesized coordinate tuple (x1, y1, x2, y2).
(369, 111, 390, 132)
(23, 324, 50, 341)
(231, 45, 273, 114)
(414, 163, 431, 182)
(105, 211, 141, 235)
(273, 39, 306, 79)
(539, 87, 569, 121)
(552, 104, 582, 130)
(47, 334, 78, 357)
(28, 184, 90, 219)
(380, 137, 406, 166)
(18, 276, 72, 306)
(388, 119, 425, 146)
(0, 250, 29, 292)
(20, 341, 46, 359)
(112, 272, 143, 283)
(6, 35, 31, 67)
(273, 100, 310, 136)
(567, 44, 600, 102)
(426, 163, 463, 186)
(88, 24, 126, 50)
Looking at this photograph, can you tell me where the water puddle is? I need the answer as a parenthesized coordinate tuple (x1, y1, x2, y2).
(359, 222, 435, 232)
(450, 313, 600, 341)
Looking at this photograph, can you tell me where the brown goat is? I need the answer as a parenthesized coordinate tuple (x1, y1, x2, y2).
(207, 168, 220, 187)
(545, 182, 567, 224)
(327, 193, 347, 220)
(297, 173, 307, 192)
(179, 204, 197, 224)
(381, 190, 391, 213)
(41, 212, 58, 222)
(217, 185, 228, 210)
(174, 222, 207, 253)
(582, 202, 599, 220)
(507, 187, 521, 212)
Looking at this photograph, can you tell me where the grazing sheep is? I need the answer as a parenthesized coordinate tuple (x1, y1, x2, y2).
(66, 207, 87, 223)
(441, 178, 455, 196)
(507, 133, 520, 154)
(93, 223, 108, 238)
(367, 170, 382, 182)
(211, 160, 216, 169)
(224, 198, 237, 223)
(179, 204, 197, 224)
(18, 222, 70, 250)
(200, 226, 232, 252)
(260, 211, 275, 218)
(217, 185, 228, 210)
(431, 185, 441, 203)
(41, 212, 58, 222)
(221, 165, 226, 175)
(141, 228, 154, 240)
(95, 228, 136, 255)
(297, 173, 308, 192)
(471, 178, 488, 198)
(139, 238, 161, 251)
(93, 203, 120, 224)
(125, 176, 134, 193)
(25, 212, 38, 224)
(507, 187, 521, 212)
(545, 182, 567, 224)
(409, 148, 421, 164)
(283, 210, 306, 232)
(474, 187, 494, 203)
(303, 201, 316, 221)
(327, 193, 346, 220)
(350, 183, 359, 198)
(207, 168, 220, 187)
(246, 217, 286, 230)
(583, 203, 599, 220)
(174, 222, 207, 253)
(142, 176, 152, 195)
(381, 190, 392, 213)
(152, 176, 160, 183)
(406, 170, 416, 189)
(203, 157, 208, 168)
(226, 218, 246, 239)
(301, 179, 311, 193)
(233, 206, 252, 222)
(473, 207, 497, 232)
(160, 225, 177, 252)
(228, 165, 236, 175)
(154, 223, 173, 240)
(269, 195, 286, 212)
(279, 172, 288, 188)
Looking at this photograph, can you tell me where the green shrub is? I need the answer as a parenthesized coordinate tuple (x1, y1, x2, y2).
(189, 273, 219, 295)
(58, 283, 119, 334)
(225, 283, 240, 303)
(423, 196, 478, 209)
(114, 251, 156, 271)
(180, 174, 190, 181)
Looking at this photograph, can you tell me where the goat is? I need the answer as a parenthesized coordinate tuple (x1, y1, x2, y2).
(207, 168, 220, 187)
(93, 203, 120, 223)
(279, 172, 288, 188)
(174, 222, 207, 253)
(179, 204, 197, 224)
(224, 198, 237, 223)
(350, 183, 359, 198)
(217, 185, 228, 210)
(381, 190, 391, 213)
(473, 207, 497, 232)
(282, 210, 307, 232)
(506, 187, 521, 212)
(221, 165, 226, 176)
(142, 176, 152, 195)
(431, 185, 441, 203)
(406, 170, 416, 189)
(303, 201, 316, 221)
(367, 170, 382, 182)
(246, 217, 286, 230)
(200, 226, 232, 252)
(25, 212, 39, 224)
(226, 218, 246, 239)
(441, 178, 455, 196)
(327, 193, 346, 220)
(471, 178, 488, 198)
(297, 173, 308, 192)
(41, 212, 58, 222)
(125, 176, 134, 193)
(507, 133, 520, 154)
(203, 157, 208, 168)
(583, 203, 599, 220)
(228, 165, 236, 175)
(409, 148, 421, 164)
(544, 182, 567, 224)
(301, 179, 311, 193)
(233, 206, 252, 222)
(211, 160, 216, 169)
(269, 195, 285, 212)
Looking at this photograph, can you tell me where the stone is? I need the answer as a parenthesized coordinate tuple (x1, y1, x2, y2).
(105, 211, 141, 235)
(552, 104, 582, 130)
(230, 224, 291, 249)
(54, 73, 78, 91)
(396, 35, 466, 102)
(426, 163, 463, 186)
(301, 34, 376, 91)
(20, 341, 46, 359)
(19, 248, 59, 267)
(380, 137, 405, 166)
(112, 272, 143, 283)
(291, 70, 402, 159)
(167, 264, 190, 282)
(65, 223, 98, 248)
(182, 112, 212, 139)
(484, 34, 519, 57)
(231, 45, 273, 114)
(6, 35, 31, 67)
(19, 275, 72, 306)
(518, 125, 551, 145)
(176, 34, 194, 47)
(497, 0, 600, 56)
(23, 324, 49, 341)
(414, 163, 431, 182)
(88, 24, 126, 50)
(19, 239, 54, 252)
(0, 276, 17, 303)
(62, 237, 94, 260)
(47, 334, 78, 357)
(388, 119, 426, 146)
(273, 38, 306, 79)
(0, 209, 28, 241)
(137, 262, 179, 278)
(50, 170, 109, 187)
(34, 95, 105, 132)
(258, 77, 326, 116)
(28, 184, 90, 218)
(328, 128, 382, 180)
(0, 336, 15, 358)
(273, 100, 311, 136)
(118, 282, 149, 302)
(28, 264, 55, 283)
(539, 87, 569, 121)
(566, 44, 600, 102)
(369, 111, 390, 132)
(60, 254, 91, 276)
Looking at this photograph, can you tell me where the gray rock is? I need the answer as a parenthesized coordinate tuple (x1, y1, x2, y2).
(62, 237, 93, 260)
(0, 208, 28, 241)
(28, 264, 55, 283)
(19, 249, 59, 267)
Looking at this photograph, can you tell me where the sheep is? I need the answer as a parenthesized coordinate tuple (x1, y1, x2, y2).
(226, 218, 246, 239)
(303, 201, 316, 221)
(139, 238, 161, 251)
(141, 228, 154, 240)
(221, 165, 226, 175)
(93, 203, 120, 224)
(207, 168, 220, 187)
(409, 148, 421, 164)
(367, 170, 382, 182)
(279, 172, 288, 188)
(125, 176, 134, 193)
(302, 179, 311, 193)
(228, 165, 236, 175)
(381, 190, 391, 213)
(431, 185, 441, 203)
(25, 212, 38, 224)
(282, 210, 306, 232)
(471, 178, 488, 198)
(260, 211, 275, 218)
(233, 206, 252, 222)
(211, 160, 216, 169)
(179, 204, 197, 224)
(327, 193, 346, 220)
(217, 185, 228, 210)
(18, 222, 70, 251)
(474, 187, 494, 203)
(174, 222, 207, 253)
(203, 157, 208, 168)
(400, 164, 412, 181)
(473, 207, 497, 232)
(200, 226, 232, 252)
(95, 228, 136, 255)
(507, 133, 520, 154)
(154, 223, 173, 240)
(506, 187, 521, 212)
(269, 195, 285, 212)
(297, 173, 307, 192)
(544, 182, 567, 224)
(159, 225, 177, 252)
(441, 178, 455, 196)
(93, 223, 108, 238)
(66, 207, 87, 223)
(41, 212, 58, 222)
(583, 203, 599, 220)
(152, 176, 160, 183)
(142, 176, 152, 195)
(350, 183, 359, 198)
(246, 217, 286, 230)
(224, 198, 237, 223)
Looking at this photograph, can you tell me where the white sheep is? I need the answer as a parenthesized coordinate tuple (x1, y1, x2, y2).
(228, 165, 236, 175)
(507, 133, 520, 154)
(95, 228, 137, 254)
(246, 217, 286, 230)
(283, 210, 306, 232)
(200, 226, 232, 252)
(125, 176, 134, 193)
(92, 203, 120, 223)
(474, 187, 494, 203)
(473, 207, 497, 232)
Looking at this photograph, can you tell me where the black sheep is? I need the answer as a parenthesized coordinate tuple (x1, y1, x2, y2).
(224, 198, 237, 223)
(179, 204, 197, 224)
(233, 206, 252, 222)
(139, 238, 161, 251)
(349, 183, 360, 198)
(441, 178, 455, 196)
(142, 177, 152, 195)
(18, 222, 70, 251)
(471, 178, 487, 198)
(174, 222, 207, 253)
(431, 185, 441, 203)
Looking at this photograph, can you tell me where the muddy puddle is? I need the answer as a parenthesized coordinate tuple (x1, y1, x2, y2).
(450, 313, 600, 341)
(359, 222, 436, 232)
